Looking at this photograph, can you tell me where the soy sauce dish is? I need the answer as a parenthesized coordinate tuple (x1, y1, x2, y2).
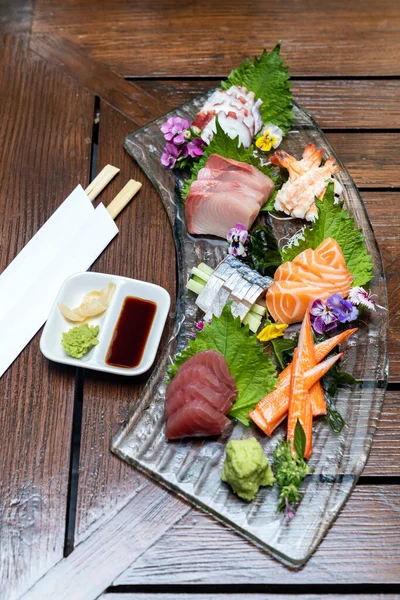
(40, 272, 171, 375)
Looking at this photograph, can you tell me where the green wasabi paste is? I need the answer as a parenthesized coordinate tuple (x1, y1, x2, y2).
(61, 323, 100, 359)
(221, 437, 275, 501)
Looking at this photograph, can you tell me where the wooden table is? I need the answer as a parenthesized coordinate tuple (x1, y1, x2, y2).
(1, 1, 399, 598)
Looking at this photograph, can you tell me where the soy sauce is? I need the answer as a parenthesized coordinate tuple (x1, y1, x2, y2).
(106, 296, 157, 369)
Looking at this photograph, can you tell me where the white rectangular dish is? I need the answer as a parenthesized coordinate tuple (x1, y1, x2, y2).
(40, 272, 170, 375)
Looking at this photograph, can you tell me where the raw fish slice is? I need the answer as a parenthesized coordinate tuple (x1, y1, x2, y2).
(197, 350, 237, 394)
(266, 280, 329, 325)
(293, 249, 353, 290)
(275, 262, 351, 293)
(189, 179, 265, 206)
(167, 363, 233, 400)
(205, 155, 273, 191)
(197, 168, 271, 197)
(315, 238, 347, 270)
(165, 400, 230, 439)
(173, 350, 237, 396)
(166, 384, 235, 419)
(186, 191, 260, 238)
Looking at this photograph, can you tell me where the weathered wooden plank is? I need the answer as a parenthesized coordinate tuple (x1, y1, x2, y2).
(114, 485, 400, 586)
(32, 0, 400, 77)
(0, 0, 32, 33)
(103, 595, 400, 600)
(136, 79, 400, 130)
(75, 102, 177, 542)
(29, 34, 165, 126)
(362, 193, 400, 383)
(21, 484, 190, 600)
(0, 37, 94, 600)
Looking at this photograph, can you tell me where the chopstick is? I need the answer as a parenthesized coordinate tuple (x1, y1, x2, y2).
(106, 179, 142, 219)
(85, 164, 120, 201)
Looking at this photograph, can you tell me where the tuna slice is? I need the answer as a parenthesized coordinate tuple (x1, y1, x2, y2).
(185, 154, 274, 238)
(165, 349, 238, 440)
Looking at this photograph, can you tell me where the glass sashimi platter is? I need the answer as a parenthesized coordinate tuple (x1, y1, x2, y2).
(113, 93, 388, 566)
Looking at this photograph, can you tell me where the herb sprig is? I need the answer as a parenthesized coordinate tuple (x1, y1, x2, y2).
(273, 437, 312, 513)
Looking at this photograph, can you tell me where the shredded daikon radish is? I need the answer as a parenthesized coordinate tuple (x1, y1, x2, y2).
(59, 283, 116, 322)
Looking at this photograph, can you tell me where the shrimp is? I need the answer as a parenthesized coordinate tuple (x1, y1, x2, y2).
(271, 145, 341, 221)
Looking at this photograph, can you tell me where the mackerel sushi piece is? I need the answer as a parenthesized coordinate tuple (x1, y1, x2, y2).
(196, 255, 273, 320)
(165, 350, 237, 440)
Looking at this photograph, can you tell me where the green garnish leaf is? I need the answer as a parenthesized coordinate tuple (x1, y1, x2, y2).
(181, 118, 275, 201)
(294, 420, 306, 459)
(273, 439, 312, 512)
(168, 305, 277, 426)
(241, 225, 282, 278)
(270, 336, 297, 370)
(222, 43, 294, 134)
(281, 182, 374, 287)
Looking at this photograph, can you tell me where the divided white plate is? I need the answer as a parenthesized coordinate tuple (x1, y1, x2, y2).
(40, 272, 170, 375)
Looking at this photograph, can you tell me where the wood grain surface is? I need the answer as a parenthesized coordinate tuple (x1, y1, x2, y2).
(32, 0, 400, 77)
(1, 0, 399, 596)
(136, 79, 400, 130)
(104, 596, 400, 600)
(0, 36, 93, 600)
(75, 102, 177, 542)
(115, 485, 400, 587)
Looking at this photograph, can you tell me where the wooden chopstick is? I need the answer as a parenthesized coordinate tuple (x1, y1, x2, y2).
(85, 164, 120, 201)
(106, 180, 142, 219)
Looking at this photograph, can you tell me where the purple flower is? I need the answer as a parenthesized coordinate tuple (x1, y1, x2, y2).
(161, 143, 182, 169)
(195, 320, 205, 332)
(327, 294, 359, 324)
(160, 116, 191, 144)
(285, 497, 295, 519)
(187, 137, 206, 158)
(227, 223, 248, 257)
(310, 299, 338, 335)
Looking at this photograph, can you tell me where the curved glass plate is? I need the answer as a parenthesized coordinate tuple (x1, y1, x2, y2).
(113, 95, 388, 566)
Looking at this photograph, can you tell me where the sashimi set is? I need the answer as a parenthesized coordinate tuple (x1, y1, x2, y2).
(118, 43, 388, 563)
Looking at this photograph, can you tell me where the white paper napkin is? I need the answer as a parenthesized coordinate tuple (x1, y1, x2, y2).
(0, 186, 118, 377)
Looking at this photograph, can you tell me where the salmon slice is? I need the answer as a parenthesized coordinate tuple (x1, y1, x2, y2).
(186, 190, 260, 237)
(315, 238, 347, 270)
(266, 238, 353, 324)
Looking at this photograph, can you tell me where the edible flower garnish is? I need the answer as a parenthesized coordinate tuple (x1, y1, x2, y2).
(161, 142, 183, 169)
(160, 116, 206, 170)
(348, 286, 386, 311)
(257, 323, 288, 342)
(310, 294, 358, 335)
(256, 124, 283, 152)
(195, 318, 212, 332)
(160, 116, 191, 144)
(227, 223, 248, 257)
(310, 298, 339, 335)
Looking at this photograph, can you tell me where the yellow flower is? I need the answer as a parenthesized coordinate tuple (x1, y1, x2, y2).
(255, 124, 283, 153)
(257, 323, 288, 342)
(256, 134, 273, 152)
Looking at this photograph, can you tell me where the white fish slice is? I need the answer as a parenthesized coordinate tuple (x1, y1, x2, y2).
(0, 171, 141, 378)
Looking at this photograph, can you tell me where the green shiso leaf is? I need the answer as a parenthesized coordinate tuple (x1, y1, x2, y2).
(270, 336, 298, 370)
(167, 305, 278, 426)
(222, 42, 294, 134)
(294, 420, 306, 459)
(280, 182, 374, 287)
(181, 118, 275, 201)
(242, 225, 282, 278)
